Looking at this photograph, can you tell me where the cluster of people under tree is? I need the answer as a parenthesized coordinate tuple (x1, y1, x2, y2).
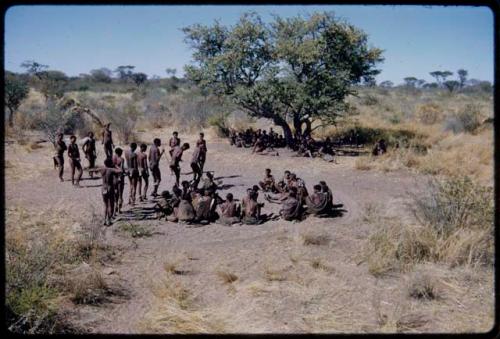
(229, 127, 389, 160)
(53, 123, 338, 226)
(228, 127, 337, 161)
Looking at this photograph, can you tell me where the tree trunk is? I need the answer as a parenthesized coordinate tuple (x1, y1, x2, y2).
(303, 119, 312, 137)
(8, 107, 14, 127)
(293, 115, 302, 140)
(273, 115, 293, 147)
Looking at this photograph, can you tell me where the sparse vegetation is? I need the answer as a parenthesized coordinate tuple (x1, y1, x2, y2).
(5, 206, 116, 333)
(301, 233, 331, 246)
(119, 222, 153, 238)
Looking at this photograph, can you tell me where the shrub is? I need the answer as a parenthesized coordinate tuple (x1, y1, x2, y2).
(444, 104, 482, 134)
(416, 103, 443, 125)
(410, 176, 493, 237)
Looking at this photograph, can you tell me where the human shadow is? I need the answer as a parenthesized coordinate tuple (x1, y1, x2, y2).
(116, 206, 158, 221)
(214, 175, 242, 180)
(82, 184, 103, 188)
(334, 149, 370, 157)
(80, 176, 101, 181)
(307, 204, 348, 219)
(218, 183, 244, 190)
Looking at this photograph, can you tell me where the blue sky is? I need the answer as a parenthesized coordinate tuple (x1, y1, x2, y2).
(4, 5, 494, 84)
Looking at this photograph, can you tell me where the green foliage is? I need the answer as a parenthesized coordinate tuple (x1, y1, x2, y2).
(90, 68, 113, 83)
(38, 70, 69, 99)
(183, 11, 383, 142)
(131, 72, 148, 86)
(443, 80, 460, 93)
(5, 72, 30, 126)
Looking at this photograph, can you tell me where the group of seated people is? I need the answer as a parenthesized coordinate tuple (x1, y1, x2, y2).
(154, 168, 338, 226)
(229, 128, 287, 150)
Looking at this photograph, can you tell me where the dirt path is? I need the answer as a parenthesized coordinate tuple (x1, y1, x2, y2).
(5, 135, 493, 333)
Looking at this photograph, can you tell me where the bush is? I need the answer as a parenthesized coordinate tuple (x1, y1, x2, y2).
(416, 103, 443, 125)
(364, 176, 493, 276)
(410, 176, 493, 237)
(444, 104, 482, 134)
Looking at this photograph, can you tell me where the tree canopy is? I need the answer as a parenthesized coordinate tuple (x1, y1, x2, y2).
(183, 11, 383, 143)
(5, 72, 29, 127)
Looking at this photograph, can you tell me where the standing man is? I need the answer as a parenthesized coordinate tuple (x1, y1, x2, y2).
(125, 143, 139, 206)
(53, 133, 67, 182)
(190, 144, 203, 186)
(170, 142, 190, 187)
(137, 143, 149, 202)
(113, 147, 126, 214)
(101, 157, 123, 226)
(196, 132, 207, 174)
(169, 131, 180, 157)
(82, 131, 97, 178)
(101, 123, 114, 159)
(67, 135, 83, 187)
(149, 138, 165, 197)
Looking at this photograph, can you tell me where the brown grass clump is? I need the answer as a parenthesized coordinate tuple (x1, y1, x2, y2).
(67, 265, 109, 305)
(364, 176, 493, 277)
(5, 205, 99, 333)
(216, 271, 238, 284)
(310, 259, 334, 273)
(264, 268, 288, 282)
(355, 156, 374, 170)
(395, 313, 430, 332)
(138, 276, 225, 333)
(301, 233, 331, 246)
(407, 273, 441, 300)
(416, 103, 443, 125)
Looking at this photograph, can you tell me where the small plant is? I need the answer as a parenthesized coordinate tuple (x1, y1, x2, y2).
(264, 268, 287, 282)
(301, 233, 331, 246)
(119, 222, 153, 238)
(408, 273, 440, 301)
(216, 271, 238, 284)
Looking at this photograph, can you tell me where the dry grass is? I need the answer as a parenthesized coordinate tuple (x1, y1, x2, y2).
(138, 276, 225, 333)
(364, 175, 493, 277)
(407, 273, 441, 301)
(264, 267, 288, 282)
(300, 233, 331, 246)
(5, 204, 110, 333)
(310, 258, 334, 273)
(216, 271, 238, 284)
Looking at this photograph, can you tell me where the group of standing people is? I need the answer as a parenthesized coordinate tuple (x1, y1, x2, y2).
(52, 124, 208, 226)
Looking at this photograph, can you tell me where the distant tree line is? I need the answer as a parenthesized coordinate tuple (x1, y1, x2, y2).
(378, 68, 492, 93)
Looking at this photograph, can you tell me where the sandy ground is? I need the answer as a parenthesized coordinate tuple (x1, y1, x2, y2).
(4, 130, 494, 334)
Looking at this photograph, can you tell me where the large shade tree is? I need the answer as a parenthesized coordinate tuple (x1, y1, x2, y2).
(183, 12, 383, 144)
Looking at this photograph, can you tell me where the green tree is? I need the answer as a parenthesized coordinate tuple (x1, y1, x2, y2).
(457, 69, 468, 88)
(403, 76, 418, 88)
(38, 70, 68, 100)
(5, 73, 30, 127)
(165, 68, 177, 77)
(379, 80, 393, 88)
(183, 12, 383, 143)
(131, 72, 148, 86)
(114, 65, 135, 80)
(20, 60, 48, 80)
(429, 70, 453, 87)
(444, 80, 460, 93)
(90, 68, 113, 83)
